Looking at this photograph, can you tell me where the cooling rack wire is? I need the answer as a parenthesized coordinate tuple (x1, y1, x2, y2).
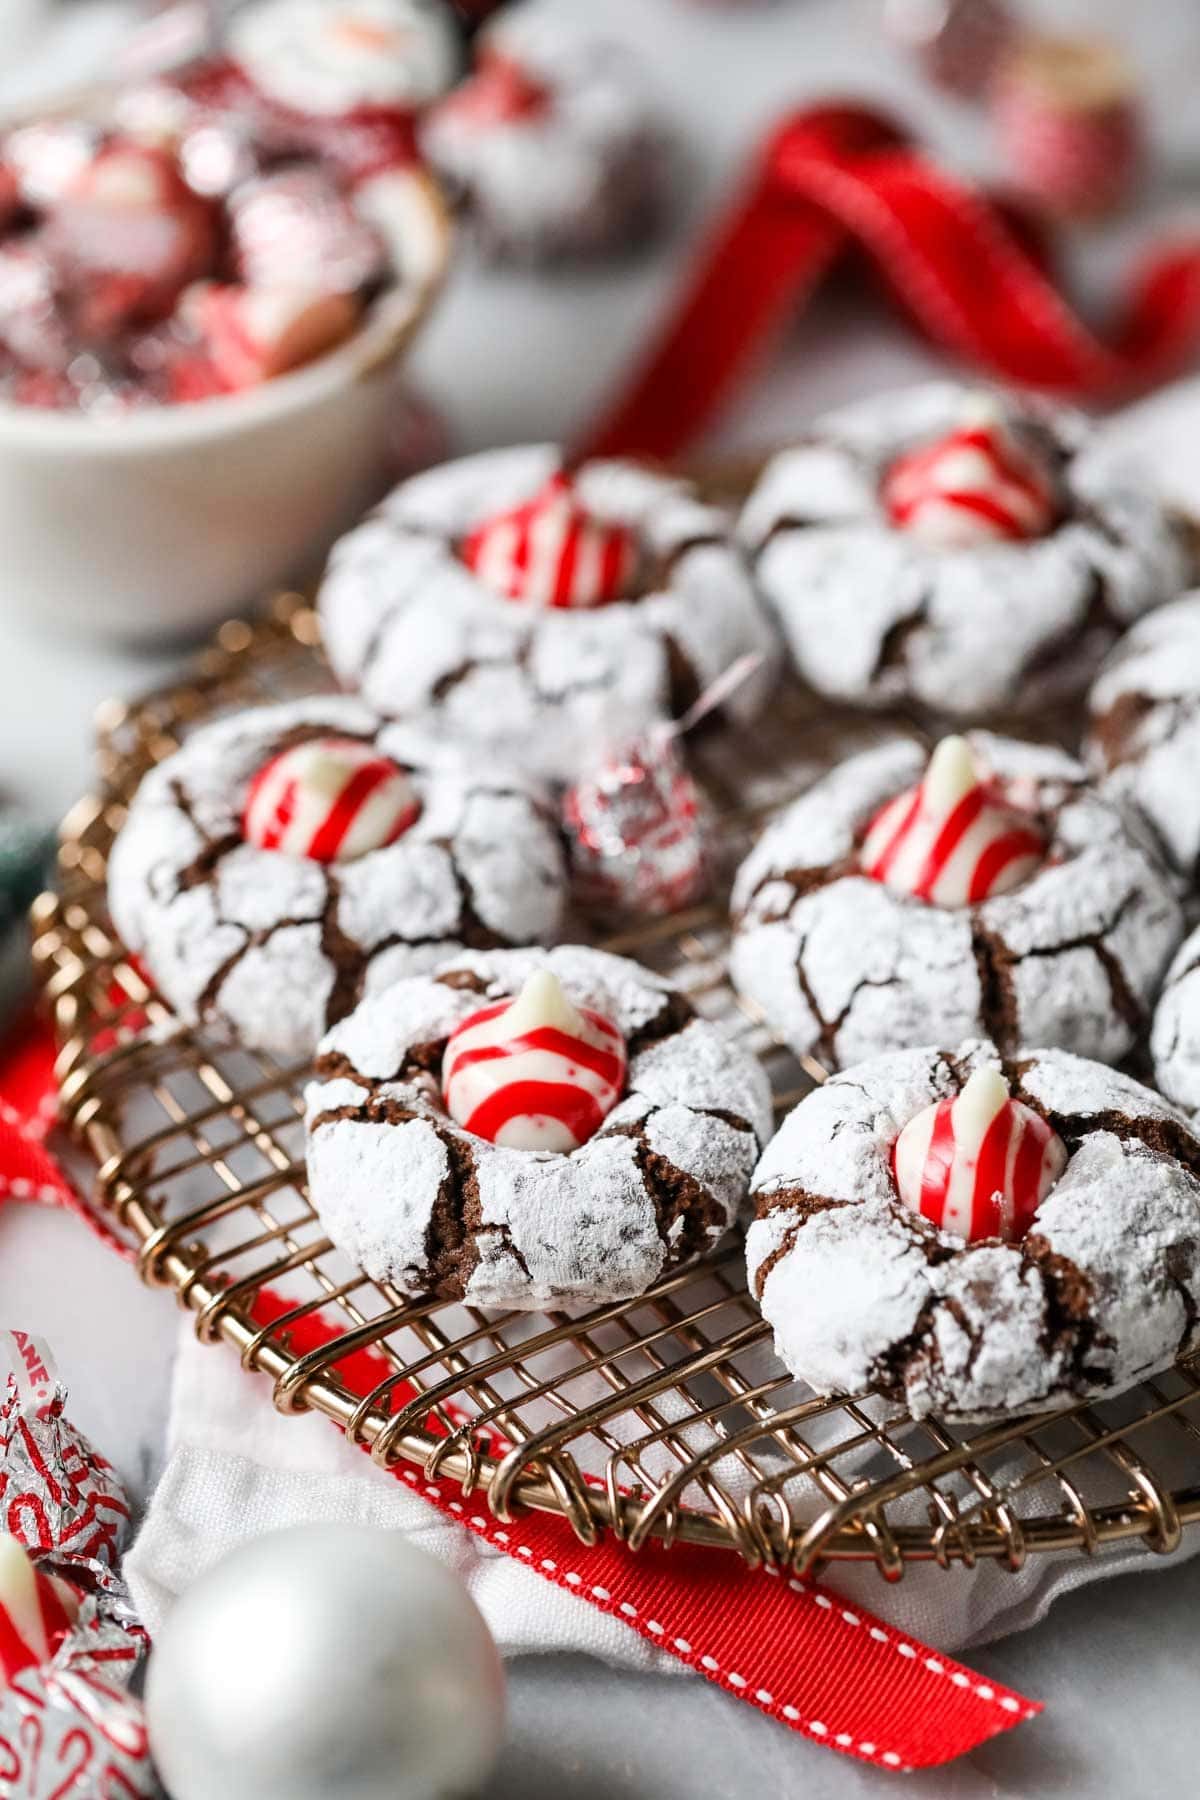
(31, 593, 1200, 1581)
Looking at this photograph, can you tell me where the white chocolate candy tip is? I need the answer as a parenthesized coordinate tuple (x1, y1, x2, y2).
(0, 1532, 41, 1648)
(958, 390, 1004, 429)
(923, 735, 979, 814)
(954, 1064, 1011, 1132)
(0, 1531, 31, 1584)
(502, 968, 584, 1039)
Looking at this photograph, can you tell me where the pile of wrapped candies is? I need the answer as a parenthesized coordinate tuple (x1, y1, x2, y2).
(0, 124, 403, 412)
(0, 0, 469, 413)
(0, 1333, 158, 1794)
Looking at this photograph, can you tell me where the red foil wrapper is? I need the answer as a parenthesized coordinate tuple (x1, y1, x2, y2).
(992, 35, 1143, 217)
(563, 733, 711, 919)
(884, 0, 1015, 98)
(0, 1333, 131, 1568)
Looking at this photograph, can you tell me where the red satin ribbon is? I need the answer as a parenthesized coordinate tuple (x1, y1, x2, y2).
(581, 101, 1200, 464)
(0, 1016, 1038, 1770)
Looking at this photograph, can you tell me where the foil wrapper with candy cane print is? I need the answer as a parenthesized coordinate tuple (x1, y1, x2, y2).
(562, 656, 762, 921)
(563, 731, 711, 921)
(0, 1333, 131, 1570)
(0, 1337, 158, 1795)
(0, 1610, 160, 1798)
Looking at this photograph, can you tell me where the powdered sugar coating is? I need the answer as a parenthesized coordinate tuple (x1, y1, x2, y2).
(107, 695, 566, 1058)
(1086, 591, 1200, 879)
(748, 1038, 1200, 1419)
(305, 944, 773, 1308)
(318, 444, 780, 783)
(739, 383, 1190, 717)
(729, 732, 1183, 1070)
(1152, 924, 1200, 1117)
(420, 15, 669, 262)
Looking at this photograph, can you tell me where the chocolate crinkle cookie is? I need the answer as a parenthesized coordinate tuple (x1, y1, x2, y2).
(421, 14, 671, 262)
(317, 444, 780, 784)
(729, 731, 1183, 1071)
(738, 382, 1191, 718)
(107, 696, 566, 1059)
(1152, 924, 1200, 1118)
(305, 944, 774, 1309)
(1086, 591, 1200, 880)
(747, 1039, 1200, 1420)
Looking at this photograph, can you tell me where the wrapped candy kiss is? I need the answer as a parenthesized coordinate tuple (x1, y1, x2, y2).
(562, 654, 763, 921)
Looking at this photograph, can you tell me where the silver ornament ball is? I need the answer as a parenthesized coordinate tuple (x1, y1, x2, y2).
(144, 1522, 506, 1800)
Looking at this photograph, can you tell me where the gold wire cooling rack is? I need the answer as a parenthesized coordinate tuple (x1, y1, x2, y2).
(30, 593, 1200, 1581)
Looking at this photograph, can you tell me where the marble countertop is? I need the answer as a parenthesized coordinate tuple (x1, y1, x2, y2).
(5, 0, 1200, 1793)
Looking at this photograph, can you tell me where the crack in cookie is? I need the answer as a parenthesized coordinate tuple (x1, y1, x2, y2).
(1087, 592, 1200, 882)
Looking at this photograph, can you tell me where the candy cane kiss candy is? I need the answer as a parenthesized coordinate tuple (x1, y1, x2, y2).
(442, 968, 627, 1151)
(881, 397, 1058, 547)
(892, 1065, 1067, 1242)
(243, 736, 420, 861)
(0, 1533, 78, 1685)
(460, 471, 640, 609)
(860, 734, 1046, 907)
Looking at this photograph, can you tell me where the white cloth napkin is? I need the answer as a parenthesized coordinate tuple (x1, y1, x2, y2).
(124, 1320, 1200, 1668)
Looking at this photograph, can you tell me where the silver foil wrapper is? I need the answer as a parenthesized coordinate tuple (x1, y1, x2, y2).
(0, 1336, 157, 1794)
(0, 1334, 132, 1570)
(0, 1638, 159, 1797)
(563, 732, 711, 920)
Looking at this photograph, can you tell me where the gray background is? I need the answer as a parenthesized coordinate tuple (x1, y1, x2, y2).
(5, 1, 1200, 1794)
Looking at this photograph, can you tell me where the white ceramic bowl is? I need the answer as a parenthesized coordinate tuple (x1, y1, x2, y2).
(0, 164, 451, 642)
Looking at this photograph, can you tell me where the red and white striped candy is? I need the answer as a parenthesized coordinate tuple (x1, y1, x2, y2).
(860, 735, 1046, 908)
(243, 736, 420, 862)
(892, 1065, 1067, 1243)
(460, 473, 640, 610)
(442, 968, 627, 1152)
(0, 1533, 78, 1686)
(182, 280, 360, 389)
(881, 410, 1056, 547)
